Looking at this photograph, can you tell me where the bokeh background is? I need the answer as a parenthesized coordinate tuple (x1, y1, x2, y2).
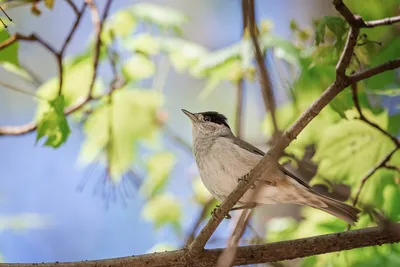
(0, 0, 399, 266)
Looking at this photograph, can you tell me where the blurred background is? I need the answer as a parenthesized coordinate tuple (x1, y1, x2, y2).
(0, 0, 399, 266)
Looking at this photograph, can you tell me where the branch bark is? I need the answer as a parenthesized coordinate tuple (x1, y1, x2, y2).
(1, 224, 399, 267)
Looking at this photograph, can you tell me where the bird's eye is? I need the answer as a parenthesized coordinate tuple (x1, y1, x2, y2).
(204, 116, 211, 122)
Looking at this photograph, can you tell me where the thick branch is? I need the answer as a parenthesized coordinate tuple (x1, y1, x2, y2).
(1, 224, 399, 267)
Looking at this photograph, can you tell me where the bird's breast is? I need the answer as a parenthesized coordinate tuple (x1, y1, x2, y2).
(194, 137, 261, 201)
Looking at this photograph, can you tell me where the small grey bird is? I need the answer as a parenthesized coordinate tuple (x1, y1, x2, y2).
(182, 109, 360, 225)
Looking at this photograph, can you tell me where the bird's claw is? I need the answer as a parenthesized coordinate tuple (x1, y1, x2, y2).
(211, 207, 232, 220)
(237, 175, 256, 190)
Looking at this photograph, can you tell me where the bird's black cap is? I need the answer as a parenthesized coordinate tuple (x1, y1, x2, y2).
(199, 111, 230, 129)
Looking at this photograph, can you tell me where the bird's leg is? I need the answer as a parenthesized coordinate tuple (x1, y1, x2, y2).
(237, 173, 256, 189)
(211, 205, 232, 219)
(230, 203, 257, 212)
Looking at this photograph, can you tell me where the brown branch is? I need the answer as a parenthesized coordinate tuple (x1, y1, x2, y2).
(353, 147, 398, 206)
(0, 0, 113, 136)
(349, 58, 400, 84)
(384, 164, 400, 173)
(85, 0, 113, 99)
(0, 33, 57, 55)
(1, 224, 399, 267)
(56, 2, 87, 96)
(332, 0, 366, 28)
(365, 15, 400, 27)
(246, 0, 279, 138)
(351, 79, 400, 146)
(65, 0, 79, 16)
(188, 0, 400, 254)
(217, 209, 252, 267)
(185, 198, 215, 246)
(235, 79, 244, 138)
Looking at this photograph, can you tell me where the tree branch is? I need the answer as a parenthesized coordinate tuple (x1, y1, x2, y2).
(246, 0, 280, 138)
(188, 0, 400, 254)
(85, 0, 113, 99)
(0, 0, 113, 136)
(351, 78, 400, 146)
(365, 15, 400, 27)
(65, 0, 80, 16)
(349, 58, 400, 83)
(353, 147, 398, 207)
(1, 224, 399, 267)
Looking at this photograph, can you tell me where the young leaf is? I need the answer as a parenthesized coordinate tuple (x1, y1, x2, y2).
(0, 29, 19, 66)
(79, 87, 163, 182)
(122, 54, 155, 81)
(314, 110, 395, 184)
(315, 20, 326, 45)
(140, 152, 176, 198)
(129, 3, 188, 31)
(36, 96, 71, 148)
(141, 193, 182, 232)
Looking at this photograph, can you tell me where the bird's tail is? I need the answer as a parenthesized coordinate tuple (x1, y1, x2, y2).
(311, 192, 361, 225)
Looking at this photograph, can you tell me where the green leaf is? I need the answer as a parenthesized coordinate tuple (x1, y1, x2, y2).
(129, 3, 188, 32)
(36, 56, 104, 119)
(313, 110, 395, 185)
(36, 95, 71, 148)
(324, 16, 347, 40)
(122, 54, 155, 81)
(141, 193, 182, 232)
(102, 10, 136, 44)
(140, 152, 176, 198)
(79, 87, 163, 182)
(315, 16, 347, 46)
(0, 29, 19, 66)
(124, 33, 160, 55)
(161, 37, 208, 73)
(315, 20, 326, 45)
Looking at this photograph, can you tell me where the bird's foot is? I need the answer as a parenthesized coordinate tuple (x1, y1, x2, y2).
(211, 206, 231, 220)
(237, 174, 256, 189)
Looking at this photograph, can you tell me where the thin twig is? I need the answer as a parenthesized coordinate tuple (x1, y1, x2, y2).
(353, 148, 398, 207)
(0, 0, 114, 136)
(384, 164, 400, 173)
(246, 0, 280, 138)
(217, 209, 252, 267)
(57, 2, 87, 96)
(365, 15, 400, 28)
(349, 58, 400, 84)
(65, 0, 80, 16)
(351, 78, 400, 146)
(185, 198, 215, 246)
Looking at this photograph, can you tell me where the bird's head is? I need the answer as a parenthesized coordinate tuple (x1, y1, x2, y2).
(181, 109, 232, 139)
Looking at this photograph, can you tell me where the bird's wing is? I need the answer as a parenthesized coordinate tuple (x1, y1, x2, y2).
(230, 136, 311, 189)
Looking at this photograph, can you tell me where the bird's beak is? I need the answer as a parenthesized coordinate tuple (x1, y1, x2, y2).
(181, 109, 198, 122)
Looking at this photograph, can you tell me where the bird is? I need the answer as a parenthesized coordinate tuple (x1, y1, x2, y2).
(182, 109, 360, 225)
